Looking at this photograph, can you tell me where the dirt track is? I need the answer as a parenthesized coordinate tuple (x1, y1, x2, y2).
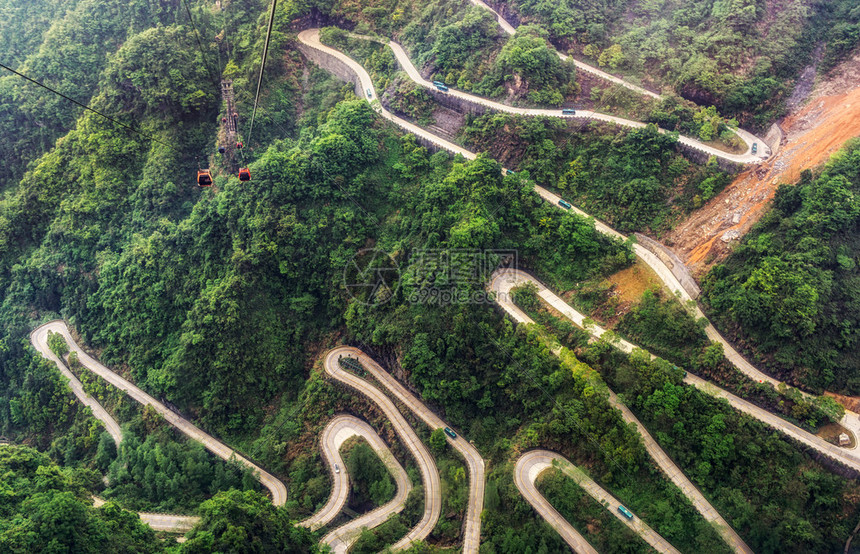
(666, 51, 860, 275)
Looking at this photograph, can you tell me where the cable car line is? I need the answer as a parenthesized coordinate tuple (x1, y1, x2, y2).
(0, 61, 171, 148)
(246, 0, 278, 148)
(180, 0, 220, 82)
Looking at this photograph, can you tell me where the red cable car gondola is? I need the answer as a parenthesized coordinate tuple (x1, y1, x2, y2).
(238, 168, 251, 181)
(197, 169, 213, 187)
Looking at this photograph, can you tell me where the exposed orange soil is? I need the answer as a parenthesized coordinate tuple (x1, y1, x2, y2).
(825, 391, 860, 415)
(665, 53, 860, 276)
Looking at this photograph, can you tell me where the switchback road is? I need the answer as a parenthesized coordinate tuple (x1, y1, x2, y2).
(466, 0, 772, 162)
(323, 348, 442, 550)
(534, 186, 860, 453)
(31, 321, 288, 507)
(33, 322, 426, 547)
(299, 415, 412, 553)
(381, 37, 765, 164)
(329, 28, 766, 164)
(31, 325, 123, 446)
(325, 346, 486, 553)
(489, 270, 752, 554)
(516, 450, 680, 554)
(491, 269, 860, 469)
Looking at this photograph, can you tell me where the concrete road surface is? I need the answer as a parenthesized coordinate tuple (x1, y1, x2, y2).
(465, 0, 772, 161)
(326, 346, 486, 553)
(324, 348, 442, 550)
(92, 496, 199, 533)
(30, 325, 123, 446)
(299, 415, 412, 553)
(488, 271, 752, 554)
(516, 450, 681, 553)
(31, 321, 288, 506)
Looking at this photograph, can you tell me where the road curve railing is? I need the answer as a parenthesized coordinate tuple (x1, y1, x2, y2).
(325, 346, 486, 553)
(516, 450, 680, 554)
(299, 415, 412, 553)
(30, 321, 288, 506)
(489, 271, 752, 554)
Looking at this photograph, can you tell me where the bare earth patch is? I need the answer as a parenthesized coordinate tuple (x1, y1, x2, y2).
(816, 422, 856, 449)
(606, 261, 661, 304)
(664, 47, 860, 277)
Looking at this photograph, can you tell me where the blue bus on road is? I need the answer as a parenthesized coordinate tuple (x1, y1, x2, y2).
(618, 505, 634, 520)
(558, 199, 572, 209)
(562, 108, 576, 115)
(444, 427, 457, 439)
(435, 84, 449, 92)
(432, 80, 446, 87)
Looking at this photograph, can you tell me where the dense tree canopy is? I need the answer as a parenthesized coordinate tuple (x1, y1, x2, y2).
(704, 140, 860, 393)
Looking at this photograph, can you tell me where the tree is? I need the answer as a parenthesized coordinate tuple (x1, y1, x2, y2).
(47, 331, 69, 358)
(429, 428, 447, 454)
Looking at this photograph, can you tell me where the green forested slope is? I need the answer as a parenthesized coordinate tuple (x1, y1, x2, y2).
(704, 140, 860, 394)
(2, 0, 860, 551)
(498, 0, 860, 125)
(0, 0, 202, 192)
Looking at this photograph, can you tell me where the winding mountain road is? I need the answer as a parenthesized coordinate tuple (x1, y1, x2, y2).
(534, 186, 860, 452)
(323, 348, 442, 550)
(379, 37, 765, 164)
(301, 29, 860, 550)
(32, 321, 432, 547)
(466, 0, 771, 162)
(490, 269, 860, 472)
(489, 270, 752, 554)
(31, 321, 288, 506)
(299, 415, 412, 553)
(30, 324, 124, 446)
(516, 450, 680, 554)
(325, 346, 486, 553)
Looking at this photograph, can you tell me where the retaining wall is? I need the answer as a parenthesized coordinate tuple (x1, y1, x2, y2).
(295, 42, 362, 98)
(634, 233, 702, 300)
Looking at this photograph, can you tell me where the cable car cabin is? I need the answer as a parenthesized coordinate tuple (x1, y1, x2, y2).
(197, 169, 213, 187)
(238, 168, 251, 181)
